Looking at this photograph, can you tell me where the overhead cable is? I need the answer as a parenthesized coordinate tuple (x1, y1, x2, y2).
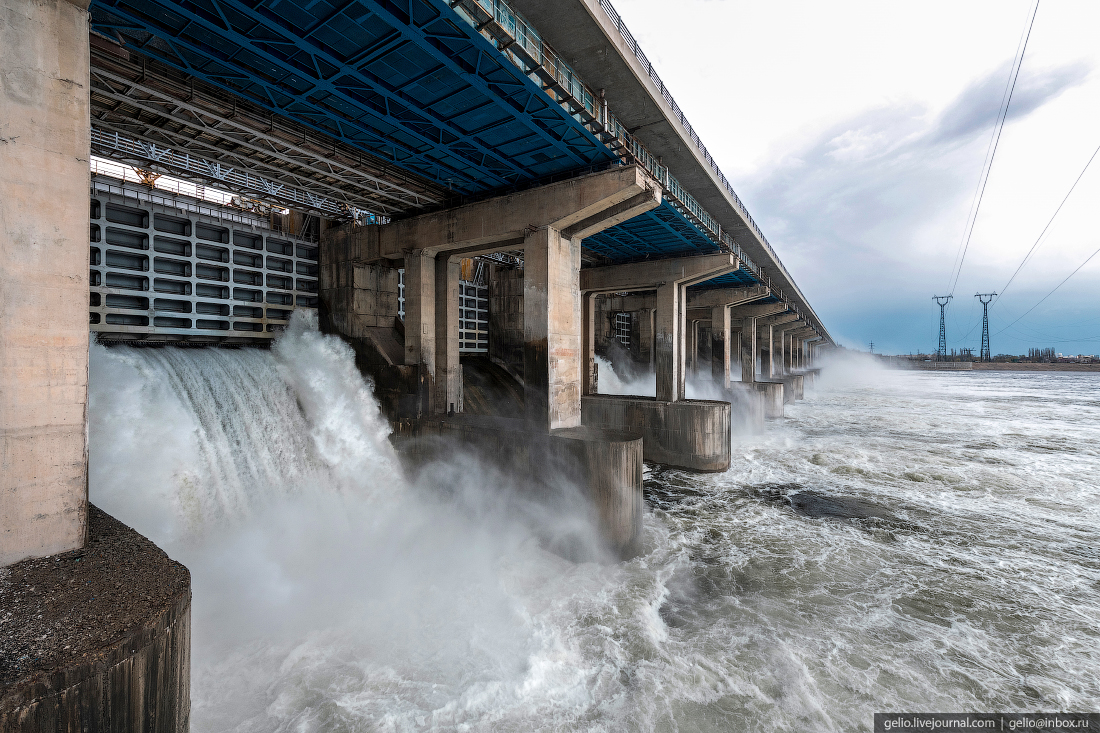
(993, 139, 1100, 304)
(945, 0, 1040, 296)
(993, 241, 1100, 336)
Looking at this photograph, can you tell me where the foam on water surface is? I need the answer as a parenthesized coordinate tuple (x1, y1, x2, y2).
(89, 325, 1100, 731)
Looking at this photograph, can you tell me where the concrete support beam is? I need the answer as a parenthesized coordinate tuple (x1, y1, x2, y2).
(435, 254, 462, 414)
(654, 283, 684, 402)
(686, 284, 769, 309)
(737, 305, 792, 322)
(580, 252, 738, 294)
(710, 305, 731, 387)
(381, 165, 660, 258)
(639, 308, 655, 368)
(738, 317, 757, 383)
(581, 253, 738, 403)
(399, 251, 438, 415)
(582, 292, 597, 395)
(523, 226, 582, 431)
(1, 0, 91, 565)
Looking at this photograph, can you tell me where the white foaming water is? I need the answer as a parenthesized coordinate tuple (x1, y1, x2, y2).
(594, 355, 730, 401)
(90, 325, 1100, 731)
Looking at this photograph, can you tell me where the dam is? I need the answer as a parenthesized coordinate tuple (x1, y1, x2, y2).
(1, 0, 831, 728)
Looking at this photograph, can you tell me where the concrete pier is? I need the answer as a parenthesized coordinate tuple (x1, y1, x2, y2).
(754, 381, 785, 419)
(394, 415, 644, 556)
(1, 4, 193, 729)
(1, 0, 91, 565)
(0, 506, 191, 733)
(581, 395, 731, 472)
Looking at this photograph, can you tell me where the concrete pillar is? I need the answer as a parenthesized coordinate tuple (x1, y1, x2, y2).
(689, 319, 700, 375)
(434, 254, 461, 414)
(775, 328, 786, 375)
(639, 308, 655, 369)
(765, 325, 775, 378)
(711, 305, 730, 388)
(1, 0, 90, 565)
(582, 292, 597, 395)
(655, 283, 685, 401)
(403, 251, 436, 411)
(739, 318, 756, 383)
(523, 226, 581, 431)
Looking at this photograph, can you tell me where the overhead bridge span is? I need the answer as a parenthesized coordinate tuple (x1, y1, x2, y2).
(1, 1, 833, 724)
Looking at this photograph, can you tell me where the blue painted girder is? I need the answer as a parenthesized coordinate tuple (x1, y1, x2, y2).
(585, 201, 763, 287)
(89, 0, 752, 271)
(90, 0, 616, 194)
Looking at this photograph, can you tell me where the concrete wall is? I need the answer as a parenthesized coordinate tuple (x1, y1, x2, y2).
(320, 225, 401, 335)
(320, 223, 424, 420)
(581, 395, 731, 472)
(1, 0, 91, 565)
(489, 266, 524, 375)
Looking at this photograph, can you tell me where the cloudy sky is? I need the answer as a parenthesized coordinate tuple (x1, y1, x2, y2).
(612, 0, 1100, 355)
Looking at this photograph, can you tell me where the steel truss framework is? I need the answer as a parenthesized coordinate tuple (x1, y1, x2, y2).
(83, 0, 820, 342)
(88, 0, 616, 195)
(90, 48, 444, 217)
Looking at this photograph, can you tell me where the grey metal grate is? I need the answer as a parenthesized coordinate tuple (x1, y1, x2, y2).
(90, 181, 317, 341)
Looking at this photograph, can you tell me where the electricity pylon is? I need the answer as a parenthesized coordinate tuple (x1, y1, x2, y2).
(975, 293, 997, 362)
(933, 295, 952, 360)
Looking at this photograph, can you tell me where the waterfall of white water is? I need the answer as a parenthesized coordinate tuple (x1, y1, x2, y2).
(88, 315, 1100, 732)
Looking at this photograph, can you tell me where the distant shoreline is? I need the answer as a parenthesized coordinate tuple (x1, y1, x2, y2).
(969, 362, 1100, 372)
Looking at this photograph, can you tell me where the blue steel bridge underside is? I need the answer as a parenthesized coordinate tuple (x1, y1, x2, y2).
(87, 0, 765, 287)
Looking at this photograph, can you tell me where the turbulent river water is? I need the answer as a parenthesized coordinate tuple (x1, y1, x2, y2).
(89, 317, 1100, 732)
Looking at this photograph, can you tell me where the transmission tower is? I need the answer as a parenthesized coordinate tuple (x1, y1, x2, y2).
(933, 295, 952, 360)
(975, 293, 997, 362)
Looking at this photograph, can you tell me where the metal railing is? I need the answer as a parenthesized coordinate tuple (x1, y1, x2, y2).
(594, 0, 779, 262)
(450, 0, 807, 324)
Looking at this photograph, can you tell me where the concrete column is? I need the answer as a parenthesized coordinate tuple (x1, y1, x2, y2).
(403, 251, 436, 413)
(582, 292, 597, 395)
(689, 319, 700, 375)
(1, 0, 90, 565)
(639, 308, 655, 369)
(739, 318, 756, 383)
(711, 306, 730, 388)
(774, 330, 783, 376)
(434, 254, 461, 414)
(523, 226, 581, 431)
(764, 325, 775, 378)
(655, 283, 685, 401)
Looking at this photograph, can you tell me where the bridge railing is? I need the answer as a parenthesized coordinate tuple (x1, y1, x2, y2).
(450, 0, 808, 321)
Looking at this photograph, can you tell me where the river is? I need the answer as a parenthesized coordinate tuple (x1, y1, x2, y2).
(88, 316, 1100, 732)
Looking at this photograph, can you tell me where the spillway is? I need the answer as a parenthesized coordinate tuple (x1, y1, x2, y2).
(86, 321, 1100, 731)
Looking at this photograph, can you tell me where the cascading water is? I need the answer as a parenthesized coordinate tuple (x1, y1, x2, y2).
(89, 317, 1100, 731)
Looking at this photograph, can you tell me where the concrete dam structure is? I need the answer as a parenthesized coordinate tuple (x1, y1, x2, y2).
(1, 0, 832, 728)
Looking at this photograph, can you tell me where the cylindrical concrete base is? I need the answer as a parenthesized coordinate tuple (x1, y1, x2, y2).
(0, 506, 191, 733)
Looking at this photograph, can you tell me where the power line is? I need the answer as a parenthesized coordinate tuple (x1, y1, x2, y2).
(992, 139, 1100, 305)
(945, 0, 1040, 297)
(993, 241, 1100, 335)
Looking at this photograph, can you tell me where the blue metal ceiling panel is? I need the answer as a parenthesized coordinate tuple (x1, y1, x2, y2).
(89, 0, 616, 194)
(88, 0, 751, 268)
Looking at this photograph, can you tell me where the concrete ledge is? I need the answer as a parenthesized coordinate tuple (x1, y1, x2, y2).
(581, 395, 731, 472)
(0, 506, 191, 733)
(753, 381, 785, 419)
(393, 415, 643, 556)
(779, 374, 804, 402)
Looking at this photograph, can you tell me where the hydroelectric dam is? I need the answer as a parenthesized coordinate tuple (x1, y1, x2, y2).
(1, 0, 832, 728)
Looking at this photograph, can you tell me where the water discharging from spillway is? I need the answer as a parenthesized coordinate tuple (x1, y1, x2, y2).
(90, 318, 1100, 731)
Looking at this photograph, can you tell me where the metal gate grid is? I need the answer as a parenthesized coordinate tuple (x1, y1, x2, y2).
(459, 282, 489, 353)
(613, 312, 631, 346)
(89, 181, 318, 341)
